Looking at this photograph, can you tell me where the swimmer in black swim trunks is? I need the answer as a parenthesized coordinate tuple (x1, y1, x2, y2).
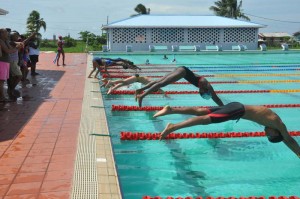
(154, 102, 300, 158)
(135, 66, 224, 107)
(87, 57, 141, 78)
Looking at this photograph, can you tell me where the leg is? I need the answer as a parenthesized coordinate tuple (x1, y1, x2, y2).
(88, 61, 98, 78)
(137, 67, 186, 107)
(0, 80, 5, 101)
(56, 52, 61, 66)
(62, 51, 66, 65)
(160, 115, 212, 140)
(154, 105, 210, 118)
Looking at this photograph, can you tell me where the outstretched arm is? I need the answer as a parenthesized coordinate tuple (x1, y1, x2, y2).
(209, 85, 224, 106)
(279, 123, 300, 158)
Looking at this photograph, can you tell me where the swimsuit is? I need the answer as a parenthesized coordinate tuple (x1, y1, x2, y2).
(92, 57, 103, 65)
(207, 102, 245, 123)
(181, 66, 200, 87)
(267, 134, 283, 143)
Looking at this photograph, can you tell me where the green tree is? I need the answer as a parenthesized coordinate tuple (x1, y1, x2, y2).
(132, 4, 150, 16)
(209, 0, 250, 21)
(26, 10, 47, 35)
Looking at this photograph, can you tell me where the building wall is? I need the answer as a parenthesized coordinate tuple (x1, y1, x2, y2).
(107, 27, 258, 51)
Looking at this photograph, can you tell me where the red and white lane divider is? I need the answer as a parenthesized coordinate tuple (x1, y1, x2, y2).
(120, 131, 300, 140)
(111, 104, 300, 112)
(109, 89, 300, 95)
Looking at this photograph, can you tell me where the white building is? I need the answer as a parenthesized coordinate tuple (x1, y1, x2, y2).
(102, 15, 266, 52)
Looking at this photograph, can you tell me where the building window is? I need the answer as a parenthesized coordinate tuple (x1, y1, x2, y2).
(187, 28, 220, 43)
(224, 28, 256, 43)
(112, 28, 147, 44)
(151, 28, 184, 43)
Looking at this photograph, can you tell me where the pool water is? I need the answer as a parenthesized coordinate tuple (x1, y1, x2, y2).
(99, 53, 300, 198)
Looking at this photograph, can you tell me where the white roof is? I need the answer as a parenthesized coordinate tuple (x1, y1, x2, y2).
(0, 8, 9, 15)
(259, 32, 291, 37)
(103, 15, 266, 29)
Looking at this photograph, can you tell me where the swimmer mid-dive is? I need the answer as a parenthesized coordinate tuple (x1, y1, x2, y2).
(101, 74, 168, 97)
(135, 66, 224, 107)
(88, 57, 141, 78)
(154, 102, 300, 158)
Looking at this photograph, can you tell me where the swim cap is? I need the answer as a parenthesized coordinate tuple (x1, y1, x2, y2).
(135, 74, 139, 78)
(267, 134, 283, 143)
(200, 92, 212, 100)
(265, 127, 283, 143)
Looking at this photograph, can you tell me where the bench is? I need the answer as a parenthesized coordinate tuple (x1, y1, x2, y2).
(231, 45, 245, 51)
(260, 44, 267, 51)
(179, 45, 195, 51)
(178, 45, 200, 52)
(281, 43, 289, 51)
(205, 45, 222, 51)
(149, 45, 168, 52)
(126, 45, 132, 52)
(172, 45, 179, 52)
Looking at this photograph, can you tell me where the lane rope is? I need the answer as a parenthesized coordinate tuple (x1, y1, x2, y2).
(111, 104, 300, 111)
(120, 131, 300, 140)
(102, 73, 300, 78)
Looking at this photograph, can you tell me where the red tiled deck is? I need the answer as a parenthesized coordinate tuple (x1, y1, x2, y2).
(0, 53, 87, 199)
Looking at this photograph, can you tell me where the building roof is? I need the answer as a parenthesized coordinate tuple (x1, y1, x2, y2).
(259, 32, 291, 38)
(102, 15, 266, 29)
(0, 8, 8, 15)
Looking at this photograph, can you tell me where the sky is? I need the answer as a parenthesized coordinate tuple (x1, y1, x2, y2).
(1, 0, 300, 39)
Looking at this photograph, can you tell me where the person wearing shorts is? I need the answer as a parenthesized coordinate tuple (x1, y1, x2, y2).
(154, 102, 300, 158)
(135, 66, 224, 107)
(0, 46, 10, 102)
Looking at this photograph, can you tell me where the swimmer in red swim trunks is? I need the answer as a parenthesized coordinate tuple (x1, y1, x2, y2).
(154, 102, 300, 158)
(135, 66, 223, 107)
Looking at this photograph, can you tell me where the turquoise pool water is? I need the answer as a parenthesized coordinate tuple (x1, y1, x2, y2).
(99, 53, 300, 198)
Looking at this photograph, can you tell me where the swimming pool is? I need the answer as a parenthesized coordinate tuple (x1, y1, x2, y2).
(98, 52, 300, 198)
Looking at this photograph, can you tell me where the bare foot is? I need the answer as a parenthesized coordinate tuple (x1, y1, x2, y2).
(153, 105, 171, 118)
(136, 95, 143, 107)
(159, 123, 175, 140)
(107, 88, 113, 94)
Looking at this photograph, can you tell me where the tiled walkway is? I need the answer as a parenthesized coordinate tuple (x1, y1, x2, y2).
(0, 53, 87, 198)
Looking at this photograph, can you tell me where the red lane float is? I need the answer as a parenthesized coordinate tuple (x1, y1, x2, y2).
(120, 131, 300, 140)
(111, 104, 300, 111)
(142, 196, 300, 199)
(102, 74, 215, 78)
(110, 90, 273, 95)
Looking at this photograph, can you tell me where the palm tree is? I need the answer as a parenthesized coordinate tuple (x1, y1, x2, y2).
(26, 10, 47, 34)
(132, 4, 150, 17)
(209, 0, 250, 21)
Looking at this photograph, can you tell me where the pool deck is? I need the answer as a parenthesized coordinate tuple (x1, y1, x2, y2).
(0, 53, 121, 199)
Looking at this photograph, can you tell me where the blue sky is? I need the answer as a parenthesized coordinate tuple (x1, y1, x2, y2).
(1, 0, 300, 39)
